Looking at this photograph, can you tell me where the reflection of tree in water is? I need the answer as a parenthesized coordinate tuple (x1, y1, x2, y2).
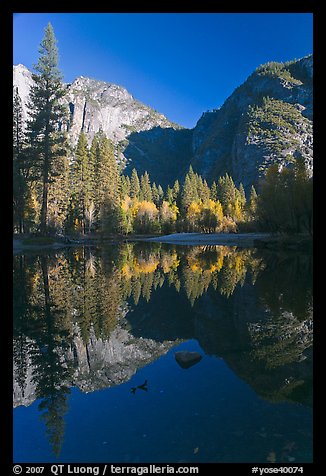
(245, 251, 313, 404)
(13, 249, 125, 456)
(181, 246, 265, 304)
(62, 247, 122, 344)
(246, 314, 312, 405)
(13, 333, 29, 398)
(218, 254, 246, 297)
(116, 243, 266, 307)
(249, 314, 312, 370)
(13, 248, 123, 456)
(33, 256, 74, 457)
(93, 265, 122, 340)
(120, 244, 163, 305)
(13, 255, 35, 398)
(256, 251, 313, 321)
(13, 255, 74, 457)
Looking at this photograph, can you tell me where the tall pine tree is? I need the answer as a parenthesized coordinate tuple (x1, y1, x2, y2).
(72, 131, 93, 233)
(181, 166, 199, 210)
(26, 23, 67, 235)
(140, 171, 152, 202)
(95, 136, 121, 233)
(130, 168, 140, 199)
(248, 185, 258, 217)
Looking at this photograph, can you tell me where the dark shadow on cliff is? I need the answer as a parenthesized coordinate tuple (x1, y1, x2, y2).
(123, 126, 193, 188)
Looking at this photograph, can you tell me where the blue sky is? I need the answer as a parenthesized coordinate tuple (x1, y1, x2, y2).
(13, 13, 313, 128)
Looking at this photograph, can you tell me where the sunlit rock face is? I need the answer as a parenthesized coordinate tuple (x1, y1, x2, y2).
(13, 325, 177, 407)
(63, 76, 179, 146)
(68, 326, 177, 393)
(13, 64, 34, 125)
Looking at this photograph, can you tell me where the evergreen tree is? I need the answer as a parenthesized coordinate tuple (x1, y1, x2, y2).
(233, 182, 246, 221)
(238, 183, 246, 209)
(151, 182, 160, 206)
(89, 133, 100, 186)
(172, 179, 180, 205)
(95, 136, 121, 233)
(165, 185, 174, 204)
(87, 133, 101, 227)
(248, 185, 258, 217)
(47, 155, 70, 233)
(13, 87, 25, 158)
(181, 166, 199, 210)
(293, 156, 313, 234)
(140, 171, 152, 202)
(157, 185, 164, 206)
(196, 174, 203, 199)
(217, 173, 237, 217)
(130, 168, 140, 199)
(26, 23, 68, 235)
(120, 174, 131, 200)
(72, 131, 92, 233)
(210, 181, 218, 201)
(188, 165, 196, 182)
(199, 178, 211, 202)
(258, 159, 312, 234)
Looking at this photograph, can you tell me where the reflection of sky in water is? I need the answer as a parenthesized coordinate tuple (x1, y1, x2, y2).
(13, 244, 313, 463)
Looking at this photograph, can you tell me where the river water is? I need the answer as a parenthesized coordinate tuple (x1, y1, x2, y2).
(13, 242, 313, 463)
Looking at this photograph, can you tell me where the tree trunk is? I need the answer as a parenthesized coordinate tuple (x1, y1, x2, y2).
(40, 174, 49, 235)
(40, 107, 50, 236)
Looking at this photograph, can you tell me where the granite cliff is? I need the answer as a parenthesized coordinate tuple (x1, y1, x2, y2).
(191, 55, 313, 188)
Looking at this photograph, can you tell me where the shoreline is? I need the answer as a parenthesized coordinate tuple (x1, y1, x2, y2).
(13, 232, 312, 253)
(134, 232, 273, 247)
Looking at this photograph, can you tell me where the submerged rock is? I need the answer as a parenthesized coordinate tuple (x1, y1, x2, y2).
(175, 351, 202, 369)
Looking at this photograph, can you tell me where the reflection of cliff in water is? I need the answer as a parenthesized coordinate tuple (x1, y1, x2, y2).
(13, 244, 312, 413)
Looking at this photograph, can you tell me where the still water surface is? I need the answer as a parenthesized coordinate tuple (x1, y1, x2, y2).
(13, 243, 313, 463)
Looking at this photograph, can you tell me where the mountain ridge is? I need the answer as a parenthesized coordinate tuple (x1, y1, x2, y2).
(13, 63, 181, 142)
(191, 54, 313, 188)
(13, 55, 313, 189)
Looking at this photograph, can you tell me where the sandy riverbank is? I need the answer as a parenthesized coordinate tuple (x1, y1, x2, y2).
(135, 232, 274, 247)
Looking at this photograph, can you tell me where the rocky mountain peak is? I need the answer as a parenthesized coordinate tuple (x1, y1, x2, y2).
(68, 75, 131, 101)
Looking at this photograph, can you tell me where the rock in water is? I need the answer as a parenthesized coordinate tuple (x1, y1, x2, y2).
(175, 351, 202, 369)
